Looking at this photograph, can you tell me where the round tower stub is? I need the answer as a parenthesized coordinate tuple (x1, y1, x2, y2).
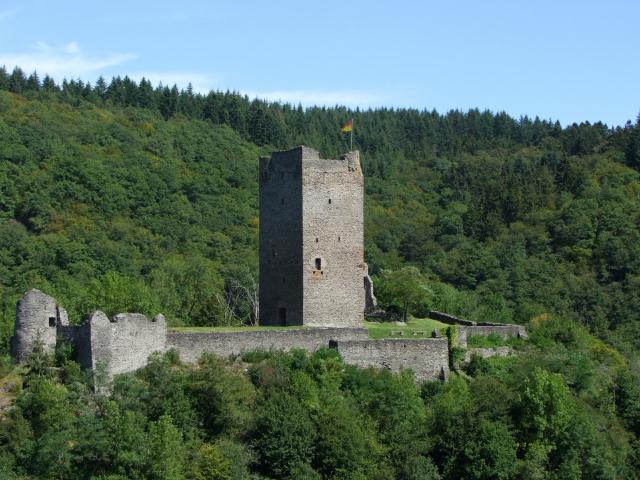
(12, 289, 59, 362)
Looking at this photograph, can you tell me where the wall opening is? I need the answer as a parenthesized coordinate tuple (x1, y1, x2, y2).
(315, 237, 318, 243)
(278, 308, 287, 325)
(315, 257, 322, 270)
(281, 198, 285, 205)
(48, 317, 56, 328)
(338, 236, 341, 242)
(328, 198, 332, 204)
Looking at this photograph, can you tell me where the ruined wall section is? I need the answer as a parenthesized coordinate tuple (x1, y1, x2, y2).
(259, 147, 304, 325)
(302, 150, 364, 327)
(166, 327, 368, 363)
(458, 325, 528, 347)
(334, 338, 449, 381)
(87, 312, 166, 377)
(12, 289, 60, 362)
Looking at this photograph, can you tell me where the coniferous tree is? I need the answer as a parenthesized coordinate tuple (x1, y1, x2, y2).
(41, 75, 57, 92)
(0, 66, 8, 90)
(25, 71, 40, 91)
(8, 67, 26, 93)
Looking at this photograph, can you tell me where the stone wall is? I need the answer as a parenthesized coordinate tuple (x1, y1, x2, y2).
(166, 327, 369, 363)
(87, 311, 167, 377)
(464, 346, 513, 362)
(334, 338, 449, 381)
(428, 310, 475, 326)
(259, 147, 304, 325)
(458, 325, 528, 347)
(302, 149, 364, 327)
(259, 146, 365, 328)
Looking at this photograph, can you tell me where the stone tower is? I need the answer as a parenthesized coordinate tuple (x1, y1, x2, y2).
(259, 146, 365, 327)
(11, 289, 69, 362)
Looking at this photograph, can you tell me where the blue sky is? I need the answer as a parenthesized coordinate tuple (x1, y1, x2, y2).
(0, 0, 638, 126)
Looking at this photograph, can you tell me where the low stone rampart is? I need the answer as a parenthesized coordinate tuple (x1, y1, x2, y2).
(428, 311, 475, 326)
(458, 325, 527, 347)
(464, 346, 513, 362)
(333, 338, 449, 381)
(166, 327, 368, 363)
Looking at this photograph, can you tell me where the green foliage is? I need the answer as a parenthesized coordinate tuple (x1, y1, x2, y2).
(0, 75, 639, 343)
(1, 71, 640, 478)
(251, 390, 316, 478)
(145, 414, 186, 480)
(192, 442, 231, 480)
(0, 328, 638, 480)
(375, 266, 432, 320)
(466, 333, 525, 348)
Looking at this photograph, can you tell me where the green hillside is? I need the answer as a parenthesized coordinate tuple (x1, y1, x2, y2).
(1, 70, 640, 354)
(1, 70, 640, 478)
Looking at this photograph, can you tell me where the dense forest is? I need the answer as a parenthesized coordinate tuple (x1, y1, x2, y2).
(1, 66, 640, 478)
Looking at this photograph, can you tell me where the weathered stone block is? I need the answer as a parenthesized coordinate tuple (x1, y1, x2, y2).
(333, 338, 450, 381)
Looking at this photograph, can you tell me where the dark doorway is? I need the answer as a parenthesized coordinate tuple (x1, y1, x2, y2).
(48, 317, 56, 327)
(278, 307, 287, 325)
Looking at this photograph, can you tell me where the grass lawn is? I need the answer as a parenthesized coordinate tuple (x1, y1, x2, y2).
(169, 325, 310, 333)
(365, 317, 448, 339)
(170, 317, 449, 339)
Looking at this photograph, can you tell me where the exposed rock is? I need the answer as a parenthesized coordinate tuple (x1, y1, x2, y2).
(364, 263, 378, 312)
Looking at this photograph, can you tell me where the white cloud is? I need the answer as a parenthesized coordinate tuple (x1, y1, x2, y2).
(0, 41, 136, 79)
(244, 89, 386, 108)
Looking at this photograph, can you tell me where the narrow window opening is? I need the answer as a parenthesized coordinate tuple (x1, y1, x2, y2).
(338, 236, 341, 242)
(315, 237, 319, 243)
(278, 307, 287, 325)
(328, 198, 332, 204)
(281, 198, 285, 205)
(315, 257, 322, 270)
(48, 317, 56, 328)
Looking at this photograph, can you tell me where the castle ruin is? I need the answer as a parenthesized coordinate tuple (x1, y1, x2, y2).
(10, 146, 526, 384)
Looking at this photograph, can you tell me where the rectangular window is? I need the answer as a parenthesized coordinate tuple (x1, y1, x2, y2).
(48, 317, 56, 327)
(315, 258, 322, 270)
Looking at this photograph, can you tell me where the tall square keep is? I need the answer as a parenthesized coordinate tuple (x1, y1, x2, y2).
(259, 146, 365, 327)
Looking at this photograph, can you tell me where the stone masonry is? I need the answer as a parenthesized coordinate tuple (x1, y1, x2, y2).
(259, 146, 365, 327)
(9, 147, 526, 385)
(334, 338, 449, 381)
(11, 289, 68, 363)
(166, 327, 368, 363)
